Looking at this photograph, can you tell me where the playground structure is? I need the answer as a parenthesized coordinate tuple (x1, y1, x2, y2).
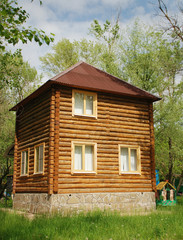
(156, 181, 177, 206)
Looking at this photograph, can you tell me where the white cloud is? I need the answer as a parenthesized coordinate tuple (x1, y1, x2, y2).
(14, 0, 179, 82)
(102, 0, 135, 9)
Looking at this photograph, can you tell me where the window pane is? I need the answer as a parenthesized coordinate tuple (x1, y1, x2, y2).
(85, 145, 93, 171)
(21, 152, 25, 175)
(131, 149, 137, 171)
(75, 93, 84, 115)
(36, 147, 39, 172)
(86, 95, 93, 115)
(39, 145, 43, 172)
(121, 148, 129, 171)
(25, 151, 28, 174)
(75, 146, 82, 170)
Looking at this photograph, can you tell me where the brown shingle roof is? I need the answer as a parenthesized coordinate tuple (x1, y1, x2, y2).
(10, 61, 160, 111)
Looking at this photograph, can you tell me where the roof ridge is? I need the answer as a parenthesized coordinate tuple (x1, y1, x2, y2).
(50, 61, 84, 81)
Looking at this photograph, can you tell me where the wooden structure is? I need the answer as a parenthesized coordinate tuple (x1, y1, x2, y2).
(11, 62, 161, 213)
(156, 181, 176, 206)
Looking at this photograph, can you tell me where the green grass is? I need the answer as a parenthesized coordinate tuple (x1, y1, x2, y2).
(0, 197, 183, 240)
(0, 198, 13, 208)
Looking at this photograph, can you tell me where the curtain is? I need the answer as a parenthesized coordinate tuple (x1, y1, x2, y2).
(75, 93, 84, 115)
(39, 145, 43, 172)
(85, 145, 93, 171)
(121, 148, 129, 171)
(130, 149, 137, 171)
(21, 152, 25, 175)
(86, 95, 93, 115)
(75, 146, 82, 170)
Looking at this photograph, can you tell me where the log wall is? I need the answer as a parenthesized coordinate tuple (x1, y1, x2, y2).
(14, 89, 51, 193)
(14, 84, 156, 195)
(58, 86, 155, 194)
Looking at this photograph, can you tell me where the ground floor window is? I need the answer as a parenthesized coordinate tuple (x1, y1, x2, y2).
(21, 149, 29, 175)
(119, 145, 141, 174)
(34, 143, 45, 174)
(72, 142, 97, 174)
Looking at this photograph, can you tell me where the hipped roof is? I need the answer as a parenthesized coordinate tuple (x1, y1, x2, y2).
(10, 61, 161, 111)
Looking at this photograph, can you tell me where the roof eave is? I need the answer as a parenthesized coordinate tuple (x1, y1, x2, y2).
(9, 80, 53, 111)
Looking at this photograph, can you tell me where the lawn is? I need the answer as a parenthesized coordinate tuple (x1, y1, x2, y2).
(0, 197, 183, 240)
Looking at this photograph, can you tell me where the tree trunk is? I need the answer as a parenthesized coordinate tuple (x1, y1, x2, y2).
(176, 170, 183, 195)
(168, 137, 173, 183)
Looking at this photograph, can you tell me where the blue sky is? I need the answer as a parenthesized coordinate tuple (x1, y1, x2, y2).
(16, 0, 177, 80)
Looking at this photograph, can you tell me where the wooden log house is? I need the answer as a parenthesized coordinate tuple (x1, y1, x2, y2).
(11, 62, 160, 214)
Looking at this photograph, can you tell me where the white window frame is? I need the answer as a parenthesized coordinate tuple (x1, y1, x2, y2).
(34, 143, 45, 174)
(119, 145, 141, 175)
(72, 89, 97, 118)
(71, 141, 97, 174)
(20, 149, 29, 176)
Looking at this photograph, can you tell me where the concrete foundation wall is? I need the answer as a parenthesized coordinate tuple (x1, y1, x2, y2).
(13, 192, 156, 214)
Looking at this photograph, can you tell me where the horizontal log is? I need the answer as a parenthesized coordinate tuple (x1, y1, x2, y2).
(18, 115, 50, 132)
(97, 105, 149, 116)
(59, 123, 150, 135)
(18, 137, 49, 150)
(58, 178, 151, 184)
(18, 128, 50, 143)
(18, 101, 50, 123)
(59, 130, 150, 141)
(59, 119, 150, 131)
(58, 183, 152, 189)
(98, 100, 149, 111)
(98, 93, 149, 106)
(58, 188, 152, 194)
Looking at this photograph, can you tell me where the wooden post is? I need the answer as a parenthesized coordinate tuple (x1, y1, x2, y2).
(48, 87, 55, 195)
(170, 189, 174, 201)
(149, 103, 156, 192)
(53, 89, 60, 193)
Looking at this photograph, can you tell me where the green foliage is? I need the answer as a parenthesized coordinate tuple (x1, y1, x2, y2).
(0, 51, 42, 195)
(0, 201, 183, 239)
(0, 197, 12, 208)
(89, 19, 120, 53)
(0, 0, 54, 50)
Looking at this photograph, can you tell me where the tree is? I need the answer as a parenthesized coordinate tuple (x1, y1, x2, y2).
(158, 0, 183, 42)
(0, 0, 54, 50)
(119, 20, 183, 184)
(0, 0, 54, 89)
(89, 18, 121, 77)
(40, 38, 109, 77)
(0, 53, 42, 199)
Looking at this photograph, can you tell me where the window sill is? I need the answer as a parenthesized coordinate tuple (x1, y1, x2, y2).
(120, 172, 141, 175)
(33, 172, 44, 176)
(73, 114, 97, 119)
(72, 171, 97, 176)
(19, 174, 28, 178)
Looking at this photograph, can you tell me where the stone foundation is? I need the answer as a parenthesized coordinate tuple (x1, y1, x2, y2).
(13, 192, 156, 214)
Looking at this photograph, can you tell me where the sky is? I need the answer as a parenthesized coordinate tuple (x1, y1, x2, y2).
(16, 0, 177, 81)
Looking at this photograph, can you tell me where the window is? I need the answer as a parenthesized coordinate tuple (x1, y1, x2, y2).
(21, 149, 29, 175)
(119, 145, 141, 174)
(72, 142, 97, 173)
(72, 90, 97, 118)
(34, 143, 45, 174)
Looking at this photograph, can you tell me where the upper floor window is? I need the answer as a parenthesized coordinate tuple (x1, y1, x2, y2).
(21, 149, 29, 175)
(34, 143, 45, 174)
(72, 90, 97, 118)
(119, 145, 141, 174)
(72, 142, 97, 174)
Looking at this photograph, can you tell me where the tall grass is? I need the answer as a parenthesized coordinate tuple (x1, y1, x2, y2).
(0, 197, 183, 240)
